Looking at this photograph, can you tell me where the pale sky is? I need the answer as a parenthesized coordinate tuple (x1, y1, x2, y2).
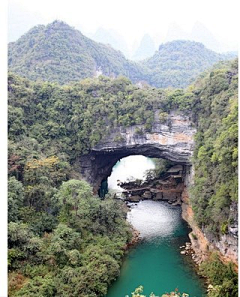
(8, 0, 239, 51)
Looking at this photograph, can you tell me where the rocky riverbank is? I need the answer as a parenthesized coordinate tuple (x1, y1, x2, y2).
(120, 165, 185, 206)
(126, 227, 141, 249)
(181, 186, 238, 267)
(120, 163, 237, 268)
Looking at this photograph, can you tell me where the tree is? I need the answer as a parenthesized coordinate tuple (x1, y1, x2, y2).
(56, 179, 93, 217)
(8, 177, 24, 222)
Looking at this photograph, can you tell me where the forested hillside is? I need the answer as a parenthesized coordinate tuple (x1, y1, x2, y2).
(144, 40, 224, 88)
(191, 59, 238, 238)
(8, 21, 235, 88)
(8, 20, 143, 85)
(8, 58, 238, 296)
(7, 74, 168, 296)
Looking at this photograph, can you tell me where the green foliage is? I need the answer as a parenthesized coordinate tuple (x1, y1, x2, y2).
(8, 22, 234, 88)
(14, 275, 57, 297)
(8, 222, 34, 248)
(190, 59, 238, 237)
(200, 253, 238, 297)
(8, 52, 238, 297)
(8, 72, 167, 295)
(8, 177, 24, 222)
(149, 159, 174, 179)
(166, 89, 195, 112)
(56, 179, 92, 217)
(8, 21, 143, 85)
(8, 178, 131, 296)
(158, 112, 168, 123)
(144, 41, 228, 88)
(191, 233, 197, 240)
(8, 72, 168, 159)
(114, 134, 125, 142)
(129, 286, 189, 297)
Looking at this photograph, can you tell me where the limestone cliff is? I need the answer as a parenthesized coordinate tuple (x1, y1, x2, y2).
(77, 110, 238, 266)
(78, 111, 196, 191)
(182, 168, 238, 266)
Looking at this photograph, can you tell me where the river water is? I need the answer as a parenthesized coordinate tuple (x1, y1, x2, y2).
(106, 156, 206, 297)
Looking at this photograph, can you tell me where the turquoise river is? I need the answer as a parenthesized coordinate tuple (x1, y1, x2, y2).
(106, 156, 206, 297)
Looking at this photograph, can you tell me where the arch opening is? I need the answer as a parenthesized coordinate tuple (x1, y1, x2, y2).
(94, 153, 188, 204)
(79, 142, 192, 193)
(107, 155, 156, 195)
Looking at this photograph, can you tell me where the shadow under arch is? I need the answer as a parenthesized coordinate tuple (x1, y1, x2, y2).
(77, 113, 196, 193)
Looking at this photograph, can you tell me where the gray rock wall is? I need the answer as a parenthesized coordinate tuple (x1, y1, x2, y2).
(77, 112, 196, 191)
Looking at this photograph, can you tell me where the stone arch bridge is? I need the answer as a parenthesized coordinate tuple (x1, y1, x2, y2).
(78, 112, 196, 193)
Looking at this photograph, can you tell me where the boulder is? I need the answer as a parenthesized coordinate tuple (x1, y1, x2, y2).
(142, 191, 152, 199)
(127, 195, 141, 202)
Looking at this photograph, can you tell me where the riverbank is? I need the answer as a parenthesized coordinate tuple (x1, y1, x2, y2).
(106, 200, 207, 297)
(181, 186, 238, 268)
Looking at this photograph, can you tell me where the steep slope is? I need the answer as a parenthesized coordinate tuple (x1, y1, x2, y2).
(144, 40, 226, 88)
(191, 59, 238, 253)
(7, 59, 238, 296)
(8, 21, 236, 88)
(8, 20, 143, 85)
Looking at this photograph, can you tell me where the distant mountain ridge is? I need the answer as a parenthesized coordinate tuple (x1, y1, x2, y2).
(132, 34, 156, 60)
(8, 20, 143, 85)
(89, 27, 130, 58)
(8, 20, 237, 88)
(143, 40, 224, 88)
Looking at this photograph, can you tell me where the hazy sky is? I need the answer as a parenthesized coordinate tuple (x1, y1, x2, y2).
(8, 0, 239, 50)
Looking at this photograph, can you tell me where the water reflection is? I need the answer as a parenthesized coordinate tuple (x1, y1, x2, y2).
(128, 200, 181, 240)
(106, 200, 206, 297)
(106, 155, 206, 297)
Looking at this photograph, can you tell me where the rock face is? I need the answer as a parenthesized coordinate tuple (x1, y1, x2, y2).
(77, 111, 238, 265)
(120, 164, 185, 204)
(78, 112, 196, 192)
(203, 201, 238, 264)
(182, 169, 238, 266)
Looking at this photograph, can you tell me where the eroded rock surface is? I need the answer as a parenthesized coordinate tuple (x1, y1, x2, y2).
(120, 165, 185, 204)
(77, 111, 238, 265)
(78, 112, 196, 191)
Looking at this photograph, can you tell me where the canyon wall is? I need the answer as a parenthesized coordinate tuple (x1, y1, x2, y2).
(77, 110, 238, 265)
(78, 111, 196, 192)
(182, 168, 238, 266)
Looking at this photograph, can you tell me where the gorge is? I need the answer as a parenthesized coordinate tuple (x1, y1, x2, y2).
(78, 108, 238, 267)
(103, 156, 207, 296)
(8, 46, 238, 295)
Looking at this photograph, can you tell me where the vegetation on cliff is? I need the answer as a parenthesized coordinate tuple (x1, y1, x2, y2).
(8, 72, 171, 161)
(190, 59, 238, 238)
(8, 73, 167, 296)
(199, 253, 238, 297)
(8, 58, 238, 296)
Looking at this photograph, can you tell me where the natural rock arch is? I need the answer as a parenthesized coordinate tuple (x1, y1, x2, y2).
(78, 112, 196, 193)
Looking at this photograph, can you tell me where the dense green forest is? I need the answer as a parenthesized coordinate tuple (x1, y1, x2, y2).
(190, 59, 238, 238)
(8, 57, 238, 296)
(7, 73, 169, 296)
(8, 73, 170, 160)
(8, 21, 235, 88)
(8, 21, 144, 85)
(143, 40, 226, 88)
